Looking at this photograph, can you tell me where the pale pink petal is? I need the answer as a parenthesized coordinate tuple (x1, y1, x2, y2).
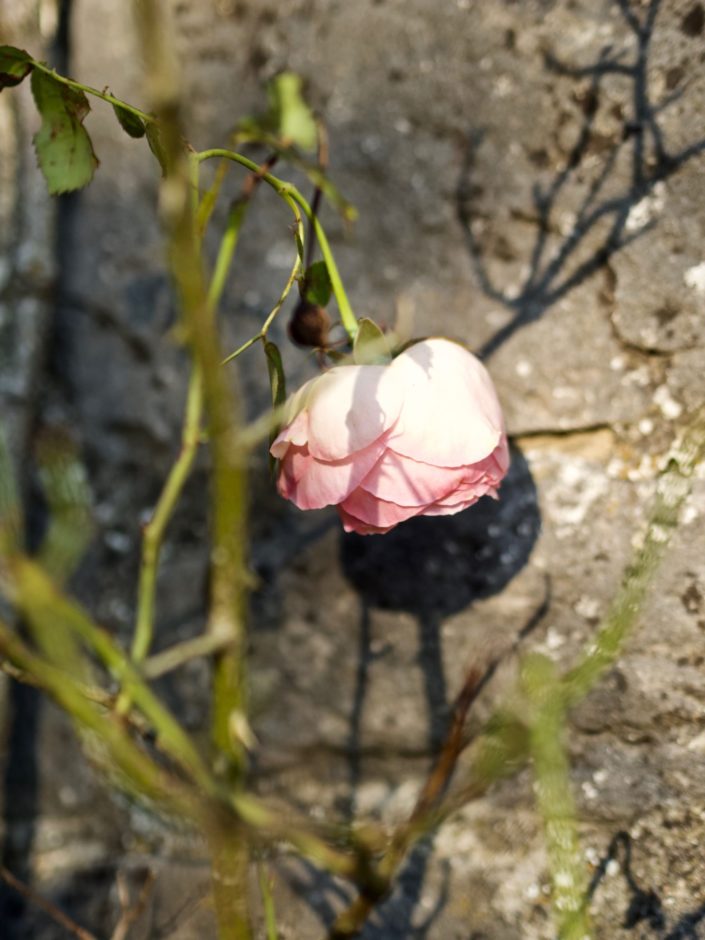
(493, 433, 510, 476)
(277, 438, 388, 511)
(432, 485, 486, 508)
(421, 497, 480, 517)
(386, 338, 503, 467)
(338, 506, 396, 536)
(339, 486, 423, 529)
(270, 408, 309, 458)
(306, 364, 403, 461)
(359, 450, 467, 507)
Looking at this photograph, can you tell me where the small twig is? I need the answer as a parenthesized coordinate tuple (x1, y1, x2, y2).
(152, 885, 210, 939)
(141, 632, 234, 679)
(0, 866, 97, 940)
(110, 868, 156, 940)
(304, 119, 329, 273)
(407, 667, 483, 826)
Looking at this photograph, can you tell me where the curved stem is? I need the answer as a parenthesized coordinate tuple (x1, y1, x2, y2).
(131, 365, 203, 664)
(197, 149, 358, 341)
(30, 58, 155, 125)
(222, 239, 303, 366)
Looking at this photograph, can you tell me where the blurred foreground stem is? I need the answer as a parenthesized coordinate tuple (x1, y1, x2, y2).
(132, 2, 251, 936)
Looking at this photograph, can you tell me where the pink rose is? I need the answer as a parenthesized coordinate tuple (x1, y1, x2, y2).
(270, 337, 509, 535)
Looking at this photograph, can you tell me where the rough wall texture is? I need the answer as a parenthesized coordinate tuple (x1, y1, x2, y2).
(1, 0, 705, 937)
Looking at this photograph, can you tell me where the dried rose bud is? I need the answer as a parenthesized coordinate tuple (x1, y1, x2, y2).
(287, 299, 331, 348)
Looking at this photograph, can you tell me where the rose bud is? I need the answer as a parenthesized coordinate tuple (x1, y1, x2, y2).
(287, 299, 332, 348)
(270, 337, 509, 535)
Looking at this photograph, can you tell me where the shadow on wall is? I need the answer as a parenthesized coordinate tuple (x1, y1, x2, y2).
(287, 1, 705, 933)
(340, 446, 540, 757)
(3, 1, 704, 939)
(285, 447, 540, 940)
(457, 0, 705, 360)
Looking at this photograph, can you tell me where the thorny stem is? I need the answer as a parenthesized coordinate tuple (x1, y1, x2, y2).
(29, 57, 154, 125)
(131, 2, 251, 936)
(129, 151, 292, 678)
(197, 148, 359, 341)
(13, 558, 214, 790)
(523, 655, 592, 940)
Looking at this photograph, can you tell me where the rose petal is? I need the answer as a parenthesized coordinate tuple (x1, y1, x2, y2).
(386, 338, 503, 466)
(306, 364, 403, 460)
(271, 408, 309, 458)
(277, 438, 388, 510)
(359, 449, 467, 507)
(339, 486, 423, 529)
(484, 434, 510, 477)
(421, 497, 480, 517)
(338, 506, 395, 536)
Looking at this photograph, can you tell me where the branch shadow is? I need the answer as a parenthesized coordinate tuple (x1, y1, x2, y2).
(341, 444, 539, 758)
(318, 3, 705, 934)
(588, 830, 705, 939)
(281, 845, 451, 940)
(588, 831, 666, 932)
(456, 0, 705, 360)
(331, 446, 540, 936)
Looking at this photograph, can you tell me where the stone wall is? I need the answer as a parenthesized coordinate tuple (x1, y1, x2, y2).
(1, 1, 705, 937)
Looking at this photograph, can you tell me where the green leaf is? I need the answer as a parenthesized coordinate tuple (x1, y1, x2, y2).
(112, 102, 146, 138)
(235, 72, 317, 153)
(353, 317, 391, 365)
(264, 341, 287, 475)
(0, 45, 34, 90)
(30, 69, 98, 194)
(301, 260, 331, 307)
(265, 340, 287, 413)
(197, 158, 229, 235)
(145, 121, 168, 175)
(267, 72, 317, 152)
(295, 158, 357, 222)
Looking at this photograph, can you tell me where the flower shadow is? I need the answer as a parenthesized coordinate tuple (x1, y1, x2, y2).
(340, 443, 540, 758)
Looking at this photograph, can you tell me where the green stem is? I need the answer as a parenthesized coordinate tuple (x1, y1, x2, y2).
(14, 557, 216, 792)
(563, 410, 705, 706)
(142, 632, 233, 680)
(131, 365, 203, 665)
(30, 58, 155, 125)
(208, 201, 248, 312)
(222, 334, 262, 365)
(0, 616, 195, 814)
(257, 863, 279, 940)
(209, 816, 252, 940)
(197, 149, 358, 341)
(222, 242, 302, 366)
(522, 655, 591, 940)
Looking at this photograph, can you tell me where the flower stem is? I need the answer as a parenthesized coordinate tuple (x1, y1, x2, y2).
(197, 149, 358, 341)
(131, 365, 203, 666)
(29, 58, 155, 125)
